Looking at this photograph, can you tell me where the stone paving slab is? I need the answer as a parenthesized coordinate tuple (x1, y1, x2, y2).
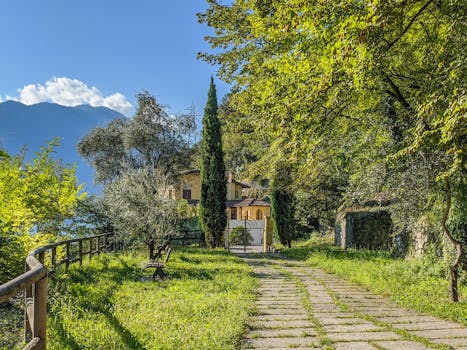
(257, 304, 303, 310)
(396, 321, 464, 330)
(253, 314, 310, 321)
(249, 327, 318, 338)
(257, 295, 300, 299)
(250, 320, 314, 329)
(244, 337, 317, 348)
(376, 315, 443, 323)
(308, 296, 334, 303)
(432, 337, 467, 347)
(327, 331, 401, 342)
(333, 342, 378, 350)
(256, 308, 308, 316)
(317, 317, 370, 325)
(412, 328, 467, 338)
(323, 323, 382, 333)
(244, 348, 320, 350)
(313, 312, 357, 319)
(256, 299, 300, 304)
(355, 309, 417, 316)
(374, 340, 432, 350)
(312, 304, 342, 312)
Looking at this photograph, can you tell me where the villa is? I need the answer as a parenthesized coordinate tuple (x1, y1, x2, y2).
(176, 169, 271, 220)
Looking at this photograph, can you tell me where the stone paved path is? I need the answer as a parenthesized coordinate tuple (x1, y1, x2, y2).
(240, 256, 467, 350)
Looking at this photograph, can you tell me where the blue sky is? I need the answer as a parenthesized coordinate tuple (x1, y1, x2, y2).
(0, 0, 229, 118)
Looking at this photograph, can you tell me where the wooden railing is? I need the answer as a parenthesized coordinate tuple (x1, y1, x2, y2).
(0, 232, 116, 350)
(171, 229, 202, 246)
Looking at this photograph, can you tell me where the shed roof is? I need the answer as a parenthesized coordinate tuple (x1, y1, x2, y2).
(226, 200, 243, 208)
(232, 198, 270, 207)
(234, 181, 250, 188)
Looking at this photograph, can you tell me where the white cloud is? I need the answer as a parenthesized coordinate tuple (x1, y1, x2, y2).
(13, 77, 133, 116)
(5, 95, 18, 102)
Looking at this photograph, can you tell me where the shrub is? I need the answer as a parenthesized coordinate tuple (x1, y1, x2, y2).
(229, 226, 253, 246)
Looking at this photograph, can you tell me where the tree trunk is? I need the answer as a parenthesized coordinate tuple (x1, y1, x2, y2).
(287, 241, 291, 248)
(441, 178, 464, 302)
(450, 263, 459, 302)
(148, 239, 155, 261)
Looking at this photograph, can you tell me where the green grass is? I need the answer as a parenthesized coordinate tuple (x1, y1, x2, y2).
(281, 236, 467, 326)
(0, 301, 23, 350)
(1, 248, 256, 350)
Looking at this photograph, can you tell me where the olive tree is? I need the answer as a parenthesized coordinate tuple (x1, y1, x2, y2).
(104, 167, 184, 260)
(78, 92, 194, 256)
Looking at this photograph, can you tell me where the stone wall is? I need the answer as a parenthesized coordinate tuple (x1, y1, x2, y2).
(335, 209, 393, 250)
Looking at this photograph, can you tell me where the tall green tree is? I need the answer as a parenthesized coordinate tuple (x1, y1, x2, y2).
(78, 93, 194, 253)
(78, 91, 195, 183)
(271, 166, 296, 248)
(0, 141, 84, 283)
(200, 78, 227, 247)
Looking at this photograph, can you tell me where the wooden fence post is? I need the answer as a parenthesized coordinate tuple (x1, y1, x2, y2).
(65, 242, 70, 271)
(51, 246, 57, 271)
(104, 234, 108, 252)
(78, 240, 83, 266)
(89, 238, 93, 262)
(38, 251, 45, 265)
(23, 262, 32, 341)
(33, 276, 47, 350)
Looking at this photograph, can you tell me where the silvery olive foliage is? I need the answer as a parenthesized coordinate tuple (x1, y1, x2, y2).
(104, 167, 183, 248)
(79, 91, 195, 184)
(79, 92, 194, 248)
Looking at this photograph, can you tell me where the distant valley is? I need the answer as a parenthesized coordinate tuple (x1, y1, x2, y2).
(0, 101, 125, 193)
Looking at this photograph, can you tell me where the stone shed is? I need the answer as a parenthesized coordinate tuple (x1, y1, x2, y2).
(335, 209, 393, 250)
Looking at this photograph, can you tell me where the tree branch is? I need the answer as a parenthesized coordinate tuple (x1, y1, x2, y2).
(387, 0, 435, 50)
(384, 74, 414, 112)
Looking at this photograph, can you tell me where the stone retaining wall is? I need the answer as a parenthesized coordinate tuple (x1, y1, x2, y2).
(335, 209, 392, 250)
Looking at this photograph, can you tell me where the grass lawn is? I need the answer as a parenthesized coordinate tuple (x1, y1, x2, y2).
(2, 247, 257, 350)
(281, 236, 467, 325)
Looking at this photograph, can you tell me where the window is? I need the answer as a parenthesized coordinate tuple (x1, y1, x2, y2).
(231, 209, 237, 219)
(183, 189, 192, 200)
(235, 190, 239, 199)
(256, 209, 263, 220)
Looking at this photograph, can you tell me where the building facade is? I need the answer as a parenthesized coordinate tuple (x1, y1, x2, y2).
(176, 170, 270, 220)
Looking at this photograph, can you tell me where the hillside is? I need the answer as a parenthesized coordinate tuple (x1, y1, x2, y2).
(0, 101, 125, 192)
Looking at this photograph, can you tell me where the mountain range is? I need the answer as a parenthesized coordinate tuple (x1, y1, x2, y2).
(0, 100, 125, 193)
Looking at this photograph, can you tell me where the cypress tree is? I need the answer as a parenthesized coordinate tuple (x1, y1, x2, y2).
(271, 188, 296, 248)
(200, 78, 227, 247)
(271, 167, 296, 248)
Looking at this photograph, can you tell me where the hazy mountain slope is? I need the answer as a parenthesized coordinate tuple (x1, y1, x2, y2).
(0, 101, 125, 192)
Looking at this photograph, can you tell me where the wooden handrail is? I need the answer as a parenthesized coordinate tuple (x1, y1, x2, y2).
(0, 231, 117, 350)
(0, 256, 46, 303)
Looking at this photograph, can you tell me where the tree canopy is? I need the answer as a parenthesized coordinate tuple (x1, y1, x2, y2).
(78, 92, 195, 252)
(199, 0, 465, 184)
(0, 141, 84, 283)
(199, 0, 466, 299)
(78, 91, 195, 183)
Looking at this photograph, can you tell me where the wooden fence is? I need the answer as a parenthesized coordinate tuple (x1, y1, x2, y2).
(170, 229, 202, 246)
(0, 232, 115, 350)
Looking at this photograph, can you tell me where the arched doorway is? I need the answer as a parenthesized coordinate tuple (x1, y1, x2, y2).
(256, 209, 263, 220)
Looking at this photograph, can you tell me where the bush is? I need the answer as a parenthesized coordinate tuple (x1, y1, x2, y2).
(229, 226, 253, 246)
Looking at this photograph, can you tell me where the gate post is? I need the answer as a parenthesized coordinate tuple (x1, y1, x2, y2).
(263, 216, 272, 253)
